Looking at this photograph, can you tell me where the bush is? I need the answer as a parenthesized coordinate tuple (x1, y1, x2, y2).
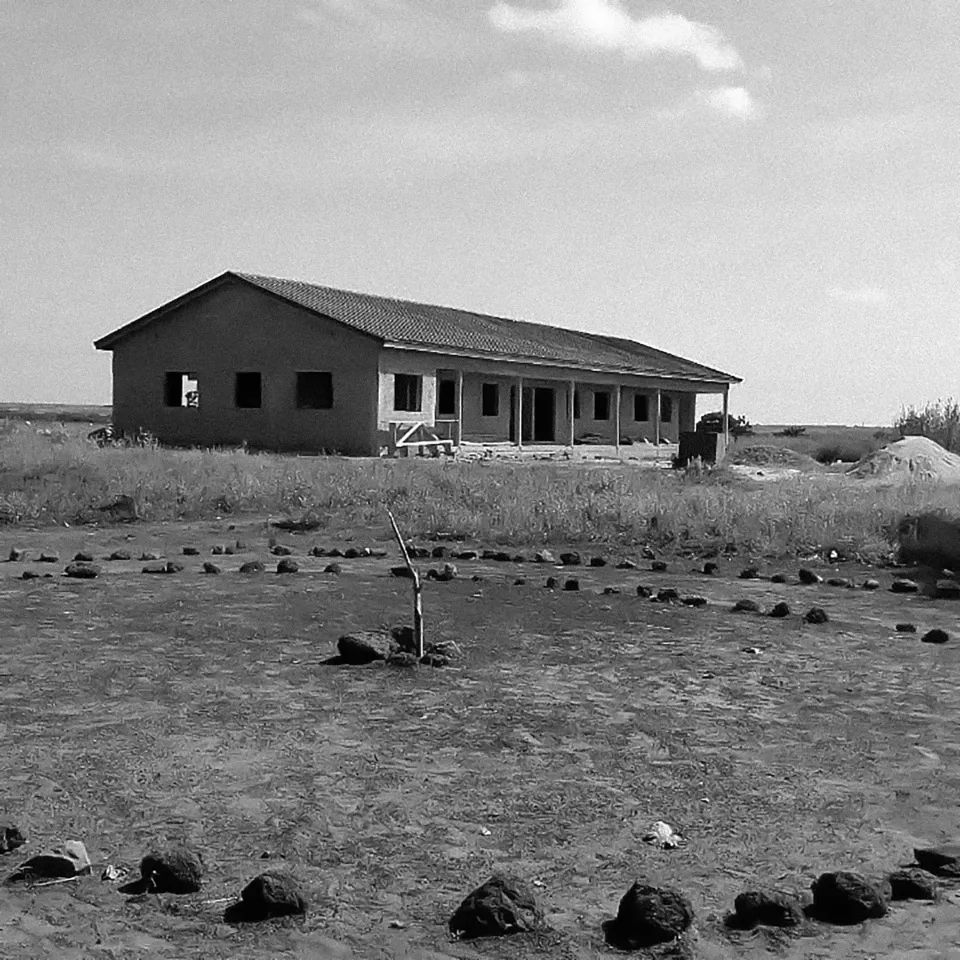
(774, 426, 807, 438)
(895, 399, 960, 454)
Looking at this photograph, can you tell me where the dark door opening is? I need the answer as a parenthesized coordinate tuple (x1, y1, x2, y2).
(533, 387, 555, 442)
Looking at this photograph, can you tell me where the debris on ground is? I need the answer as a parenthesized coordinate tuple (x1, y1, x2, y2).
(642, 821, 685, 849)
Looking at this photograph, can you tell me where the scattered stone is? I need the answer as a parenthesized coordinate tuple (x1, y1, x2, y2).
(73, 551, 94, 562)
(139, 552, 161, 561)
(142, 562, 168, 574)
(134, 847, 204, 894)
(514, 576, 527, 586)
(405, 546, 428, 559)
(324, 562, 342, 575)
(563, 578, 580, 591)
(739, 567, 760, 580)
(589, 556, 607, 567)
(308, 546, 326, 558)
(895, 623, 917, 633)
(211, 545, 226, 555)
(769, 601, 791, 618)
(545, 576, 558, 589)
(603, 586, 621, 596)
(9, 841, 92, 882)
(891, 578, 919, 594)
(914, 842, 960, 878)
(108, 549, 132, 561)
(166, 561, 184, 573)
(431, 546, 449, 559)
(270, 544, 293, 556)
(449, 874, 543, 940)
(827, 577, 852, 588)
(682, 595, 707, 607)
(534, 550, 556, 564)
(327, 547, 343, 558)
(732, 599, 761, 613)
(810, 871, 889, 924)
(424, 639, 463, 665)
(636, 585, 653, 598)
(65, 562, 101, 579)
(223, 545, 235, 554)
(455, 550, 478, 561)
(234, 540, 247, 551)
(7, 548, 25, 562)
(239, 560, 264, 574)
(483, 550, 512, 562)
(276, 558, 299, 574)
(390, 565, 414, 579)
(202, 562, 221, 575)
(642, 821, 685, 849)
(921, 628, 950, 644)
(97, 495, 138, 521)
(770, 573, 788, 584)
(20, 571, 40, 580)
(337, 631, 397, 664)
(651, 560, 668, 572)
(512, 554, 526, 563)
(435, 562, 458, 582)
(730, 889, 804, 928)
(38, 553, 59, 563)
(798, 568, 822, 585)
(387, 651, 420, 669)
(560, 552, 582, 566)
(702, 562, 718, 575)
(616, 559, 638, 570)
(343, 548, 361, 559)
(0, 824, 25, 854)
(228, 870, 308, 921)
(936, 579, 960, 599)
(804, 607, 829, 624)
(862, 579, 880, 590)
(606, 883, 694, 949)
(655, 588, 680, 604)
(182, 546, 200, 556)
(889, 869, 938, 901)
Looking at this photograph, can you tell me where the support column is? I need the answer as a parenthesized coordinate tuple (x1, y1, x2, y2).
(568, 380, 575, 449)
(614, 384, 621, 455)
(722, 386, 730, 451)
(654, 388, 662, 450)
(455, 370, 464, 447)
(516, 377, 524, 450)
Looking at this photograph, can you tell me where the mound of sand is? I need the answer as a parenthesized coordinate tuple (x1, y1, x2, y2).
(847, 436, 960, 481)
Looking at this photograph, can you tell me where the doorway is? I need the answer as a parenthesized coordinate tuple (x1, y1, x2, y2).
(533, 387, 555, 442)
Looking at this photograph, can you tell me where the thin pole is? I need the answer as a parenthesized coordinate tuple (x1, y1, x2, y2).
(568, 380, 575, 449)
(722, 386, 730, 453)
(456, 370, 464, 448)
(516, 377, 524, 450)
(387, 510, 423, 659)
(614, 384, 621, 456)
(655, 388, 662, 450)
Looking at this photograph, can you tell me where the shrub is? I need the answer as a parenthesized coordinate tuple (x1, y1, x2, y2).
(895, 398, 960, 454)
(774, 426, 807, 438)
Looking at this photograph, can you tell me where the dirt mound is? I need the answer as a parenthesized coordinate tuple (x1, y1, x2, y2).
(847, 436, 960, 481)
(727, 445, 817, 468)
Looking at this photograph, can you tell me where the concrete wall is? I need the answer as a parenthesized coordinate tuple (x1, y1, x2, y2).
(110, 280, 381, 455)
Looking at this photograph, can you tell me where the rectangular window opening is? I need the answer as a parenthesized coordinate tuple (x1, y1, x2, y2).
(661, 396, 674, 423)
(296, 371, 333, 409)
(437, 379, 456, 416)
(164, 372, 199, 409)
(235, 372, 262, 409)
(481, 383, 500, 417)
(594, 391, 611, 421)
(394, 374, 422, 412)
(634, 393, 649, 422)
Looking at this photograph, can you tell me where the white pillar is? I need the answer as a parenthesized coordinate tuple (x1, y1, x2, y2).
(516, 377, 524, 449)
(455, 370, 464, 447)
(614, 384, 621, 455)
(568, 380, 575, 448)
(654, 388, 662, 449)
(722, 386, 730, 450)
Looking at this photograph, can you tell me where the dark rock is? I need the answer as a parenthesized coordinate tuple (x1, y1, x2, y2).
(142, 561, 170, 574)
(139, 552, 161, 561)
(387, 651, 420, 669)
(7, 548, 25, 562)
(455, 550, 478, 560)
(810, 871, 889, 924)
(182, 547, 200, 556)
(0, 824, 25, 854)
(202, 562, 221, 575)
(324, 562, 342, 575)
(603, 586, 621, 595)
(514, 577, 527, 586)
(730, 889, 803, 928)
(616, 559, 637, 570)
(914, 842, 960, 877)
(343, 548, 361, 559)
(426, 639, 462, 663)
(337, 631, 397, 664)
(770, 573, 788, 584)
(545, 576, 558, 589)
(434, 562, 458, 582)
(636, 585, 653, 598)
(534, 550, 556, 564)
(655, 588, 680, 604)
(276, 559, 299, 574)
(136, 847, 204, 894)
(229, 870, 308, 921)
(512, 553, 526, 563)
(8, 841, 91, 881)
(732, 599, 761, 613)
(224, 545, 236, 554)
(563, 578, 580, 591)
(798, 568, 822, 585)
(390, 565, 414, 579)
(862, 579, 880, 590)
(308, 546, 326, 557)
(73, 551, 94, 562)
(891, 578, 919, 594)
(326, 547, 343, 558)
(390, 626, 415, 651)
(889, 869, 938, 901)
(560, 552, 582, 566)
(702, 562, 718, 575)
(827, 577, 852, 588)
(739, 567, 760, 580)
(239, 560, 265, 574)
(108, 549, 132, 561)
(769, 601, 791, 618)
(270, 544, 292, 556)
(651, 560, 668, 572)
(449, 874, 543, 940)
(211, 545, 225, 555)
(607, 883, 694, 948)
(38, 553, 59, 563)
(97, 495, 138, 521)
(895, 623, 917, 633)
(408, 546, 431, 560)
(682, 595, 707, 607)
(936, 579, 960, 599)
(65, 562, 101, 579)
(921, 628, 950, 644)
(431, 546, 449, 559)
(589, 556, 607, 567)
(20, 571, 40, 580)
(482, 550, 512, 562)
(804, 607, 829, 624)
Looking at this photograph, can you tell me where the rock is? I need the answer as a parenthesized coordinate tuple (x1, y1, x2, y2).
(936, 579, 960, 599)
(390, 566, 414, 579)
(636, 585, 653, 598)
(324, 562, 342, 575)
(589, 556, 607, 567)
(387, 651, 420, 668)
(769, 601, 791, 618)
(9, 840, 91, 881)
(343, 548, 361, 559)
(0, 824, 25, 854)
(702, 562, 718, 575)
(166, 561, 184, 573)
(308, 546, 326, 557)
(142, 561, 169, 574)
(455, 550, 478, 561)
(512, 553, 526, 563)
(921, 628, 950, 644)
(239, 560, 265, 574)
(482, 550, 512, 562)
(337, 631, 397, 664)
(731, 889, 804, 928)
(140, 552, 161, 561)
(603, 586, 621, 595)
(732, 599, 761, 613)
(889, 869, 938, 901)
(655, 588, 680, 604)
(739, 567, 760, 580)
(182, 546, 200, 556)
(203, 562, 221, 575)
(231, 870, 308, 921)
(73, 551, 94, 562)
(810, 871, 889, 924)
(616, 559, 638, 570)
(545, 576, 558, 589)
(38, 553, 59, 563)
(798, 568, 822, 585)
(651, 560, 668, 572)
(97, 495, 138, 521)
(607, 883, 694, 948)
(514, 577, 527, 586)
(234, 539, 247, 551)
(65, 562, 101, 579)
(449, 874, 543, 940)
(891, 578, 919, 594)
(224, 545, 235, 554)
(435, 563, 458, 582)
(211, 545, 225, 555)
(7, 548, 25, 562)
(559, 552, 582, 566)
(862, 578, 880, 590)
(804, 607, 829, 624)
(770, 573, 788, 584)
(534, 550, 556, 564)
(108, 549, 132, 561)
(427, 639, 463, 661)
(270, 544, 293, 556)
(325, 547, 343, 558)
(431, 546, 449, 559)
(563, 578, 580, 591)
(682, 595, 707, 607)
(20, 571, 40, 580)
(827, 577, 852, 588)
(914, 842, 960, 877)
(642, 546, 656, 559)
(276, 559, 299, 574)
(136, 847, 204, 894)
(896, 622, 917, 632)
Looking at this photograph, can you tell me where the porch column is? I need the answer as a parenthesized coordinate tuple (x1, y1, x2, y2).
(456, 370, 464, 447)
(516, 377, 524, 450)
(654, 388, 662, 448)
(614, 384, 621, 456)
(568, 380, 575, 448)
(722, 386, 730, 449)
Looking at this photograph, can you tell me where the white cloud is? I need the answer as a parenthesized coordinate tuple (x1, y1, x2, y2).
(702, 86, 757, 118)
(488, 0, 742, 71)
(827, 286, 890, 305)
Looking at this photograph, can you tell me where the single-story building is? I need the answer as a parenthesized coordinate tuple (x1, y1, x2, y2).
(94, 271, 741, 457)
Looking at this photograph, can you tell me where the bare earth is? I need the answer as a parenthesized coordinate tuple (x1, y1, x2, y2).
(1, 518, 960, 959)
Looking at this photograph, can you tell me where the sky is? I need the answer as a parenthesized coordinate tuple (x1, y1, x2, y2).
(2, 0, 959, 425)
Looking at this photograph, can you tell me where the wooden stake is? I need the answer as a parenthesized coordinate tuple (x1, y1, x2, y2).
(387, 510, 424, 659)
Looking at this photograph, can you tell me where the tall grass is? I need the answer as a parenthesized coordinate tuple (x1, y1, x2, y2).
(1, 420, 955, 559)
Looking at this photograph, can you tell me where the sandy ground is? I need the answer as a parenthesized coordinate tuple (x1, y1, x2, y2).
(1, 518, 960, 958)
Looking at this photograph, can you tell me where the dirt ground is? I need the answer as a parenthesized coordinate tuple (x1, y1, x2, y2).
(2, 518, 960, 959)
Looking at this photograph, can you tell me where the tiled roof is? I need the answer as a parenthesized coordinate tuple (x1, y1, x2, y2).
(235, 273, 740, 384)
